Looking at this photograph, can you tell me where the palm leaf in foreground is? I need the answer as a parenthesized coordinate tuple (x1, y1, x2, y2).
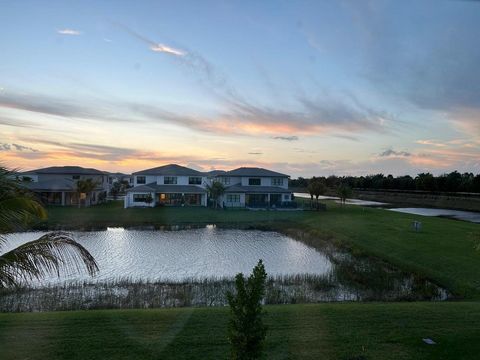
(0, 232, 99, 288)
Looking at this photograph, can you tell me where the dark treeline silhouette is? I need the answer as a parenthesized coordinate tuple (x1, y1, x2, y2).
(290, 171, 480, 194)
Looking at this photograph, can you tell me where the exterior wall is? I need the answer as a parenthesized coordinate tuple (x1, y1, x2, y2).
(36, 173, 109, 191)
(133, 175, 207, 188)
(239, 176, 288, 188)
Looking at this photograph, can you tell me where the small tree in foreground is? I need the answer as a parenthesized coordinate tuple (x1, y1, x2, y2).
(227, 260, 268, 360)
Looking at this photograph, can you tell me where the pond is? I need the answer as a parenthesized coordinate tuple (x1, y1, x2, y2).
(1, 228, 450, 311)
(388, 208, 480, 223)
(4, 228, 332, 284)
(293, 192, 388, 206)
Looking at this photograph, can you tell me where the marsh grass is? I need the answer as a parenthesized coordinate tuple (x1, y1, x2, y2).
(0, 268, 448, 312)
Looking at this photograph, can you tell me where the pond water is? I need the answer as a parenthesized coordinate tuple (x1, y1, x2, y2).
(388, 208, 480, 223)
(2, 228, 449, 310)
(293, 193, 387, 206)
(4, 228, 332, 284)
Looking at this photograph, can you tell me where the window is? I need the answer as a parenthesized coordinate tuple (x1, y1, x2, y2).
(220, 177, 230, 185)
(283, 194, 290, 201)
(227, 194, 240, 203)
(133, 193, 149, 202)
(164, 176, 177, 184)
(189, 177, 202, 185)
(72, 175, 80, 180)
(248, 178, 261, 186)
(272, 178, 284, 186)
(137, 176, 146, 184)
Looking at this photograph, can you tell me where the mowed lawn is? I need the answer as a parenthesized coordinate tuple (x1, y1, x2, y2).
(1, 302, 480, 360)
(40, 201, 480, 298)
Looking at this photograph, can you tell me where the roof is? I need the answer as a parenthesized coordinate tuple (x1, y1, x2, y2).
(133, 164, 204, 176)
(127, 183, 207, 193)
(23, 166, 105, 175)
(221, 167, 289, 177)
(225, 185, 291, 194)
(203, 170, 226, 177)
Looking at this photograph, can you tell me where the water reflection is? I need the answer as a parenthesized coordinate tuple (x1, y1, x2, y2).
(1, 228, 450, 311)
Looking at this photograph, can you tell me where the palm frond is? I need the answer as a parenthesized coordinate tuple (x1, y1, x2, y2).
(0, 196, 47, 232)
(0, 232, 99, 288)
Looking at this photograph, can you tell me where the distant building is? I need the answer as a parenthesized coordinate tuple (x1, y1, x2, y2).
(125, 164, 293, 208)
(215, 167, 292, 208)
(124, 164, 208, 208)
(21, 166, 108, 206)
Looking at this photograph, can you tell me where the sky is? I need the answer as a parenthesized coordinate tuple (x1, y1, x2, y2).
(0, 0, 479, 177)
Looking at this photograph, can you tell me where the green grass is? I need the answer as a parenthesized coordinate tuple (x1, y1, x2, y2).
(38, 201, 480, 298)
(1, 302, 479, 359)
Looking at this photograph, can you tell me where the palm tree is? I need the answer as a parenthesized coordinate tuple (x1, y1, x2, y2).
(337, 183, 353, 206)
(0, 166, 98, 288)
(76, 178, 99, 207)
(206, 181, 225, 209)
(307, 177, 326, 210)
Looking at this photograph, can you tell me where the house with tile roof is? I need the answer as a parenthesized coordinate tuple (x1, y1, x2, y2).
(21, 166, 108, 206)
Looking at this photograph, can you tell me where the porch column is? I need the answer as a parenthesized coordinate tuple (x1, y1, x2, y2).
(267, 194, 270, 207)
(61, 192, 66, 206)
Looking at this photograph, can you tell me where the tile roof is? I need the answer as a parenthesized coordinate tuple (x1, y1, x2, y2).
(133, 164, 204, 176)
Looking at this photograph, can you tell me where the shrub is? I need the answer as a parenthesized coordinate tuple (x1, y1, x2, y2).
(226, 260, 268, 360)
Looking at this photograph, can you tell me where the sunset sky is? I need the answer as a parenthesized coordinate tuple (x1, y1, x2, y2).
(1, 0, 479, 177)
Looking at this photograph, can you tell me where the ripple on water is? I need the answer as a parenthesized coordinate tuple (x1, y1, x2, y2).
(5, 229, 333, 285)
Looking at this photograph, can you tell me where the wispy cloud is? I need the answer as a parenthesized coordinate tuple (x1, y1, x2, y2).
(378, 148, 411, 157)
(57, 29, 82, 36)
(114, 23, 185, 56)
(0, 142, 38, 152)
(272, 136, 299, 141)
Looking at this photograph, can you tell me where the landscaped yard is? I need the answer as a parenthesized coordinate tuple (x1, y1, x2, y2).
(7, 201, 477, 359)
(1, 302, 479, 360)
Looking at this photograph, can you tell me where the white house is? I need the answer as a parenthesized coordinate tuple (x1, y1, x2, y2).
(125, 164, 293, 209)
(124, 164, 208, 208)
(215, 167, 292, 208)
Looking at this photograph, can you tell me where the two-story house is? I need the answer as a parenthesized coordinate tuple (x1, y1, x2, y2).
(215, 167, 292, 208)
(124, 164, 208, 208)
(21, 166, 108, 206)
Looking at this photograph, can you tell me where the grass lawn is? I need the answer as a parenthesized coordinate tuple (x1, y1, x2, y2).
(1, 302, 479, 359)
(38, 201, 480, 298)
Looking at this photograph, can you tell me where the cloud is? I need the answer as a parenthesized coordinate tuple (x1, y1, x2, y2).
(57, 29, 82, 35)
(272, 136, 299, 141)
(114, 23, 185, 57)
(0, 142, 38, 152)
(344, 1, 480, 137)
(378, 148, 411, 158)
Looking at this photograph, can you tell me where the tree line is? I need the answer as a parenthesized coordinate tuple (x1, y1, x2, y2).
(290, 171, 480, 194)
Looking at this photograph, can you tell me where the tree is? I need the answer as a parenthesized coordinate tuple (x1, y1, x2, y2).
(76, 178, 99, 207)
(307, 177, 326, 210)
(206, 181, 225, 209)
(337, 183, 352, 205)
(0, 166, 98, 288)
(226, 260, 268, 360)
(110, 181, 122, 200)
